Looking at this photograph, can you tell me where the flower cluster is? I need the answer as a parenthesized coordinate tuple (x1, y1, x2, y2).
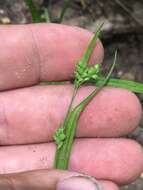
(74, 61, 101, 88)
(53, 127, 66, 149)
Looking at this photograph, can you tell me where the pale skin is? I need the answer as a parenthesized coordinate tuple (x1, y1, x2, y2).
(0, 24, 143, 190)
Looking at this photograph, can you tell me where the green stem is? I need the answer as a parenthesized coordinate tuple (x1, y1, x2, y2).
(54, 109, 77, 168)
(63, 87, 78, 127)
(54, 87, 77, 167)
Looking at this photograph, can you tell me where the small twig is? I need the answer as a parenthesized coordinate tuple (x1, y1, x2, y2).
(115, 0, 143, 27)
(80, 0, 87, 9)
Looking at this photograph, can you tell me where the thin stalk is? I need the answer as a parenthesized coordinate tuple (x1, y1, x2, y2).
(53, 87, 78, 168)
(80, 0, 86, 9)
(115, 0, 143, 27)
(44, 8, 51, 23)
(63, 87, 78, 128)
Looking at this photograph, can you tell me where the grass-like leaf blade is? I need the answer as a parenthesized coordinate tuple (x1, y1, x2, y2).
(89, 77, 143, 94)
(80, 23, 104, 65)
(25, 0, 41, 23)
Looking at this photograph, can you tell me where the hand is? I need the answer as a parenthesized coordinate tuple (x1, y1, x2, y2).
(0, 24, 142, 190)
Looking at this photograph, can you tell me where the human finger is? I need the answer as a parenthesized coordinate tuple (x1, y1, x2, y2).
(0, 169, 119, 190)
(0, 85, 141, 145)
(0, 24, 103, 91)
(0, 139, 142, 185)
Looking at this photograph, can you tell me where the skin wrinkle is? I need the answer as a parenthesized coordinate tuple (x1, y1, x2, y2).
(22, 55, 35, 82)
(28, 26, 41, 83)
(0, 96, 10, 145)
(0, 25, 41, 91)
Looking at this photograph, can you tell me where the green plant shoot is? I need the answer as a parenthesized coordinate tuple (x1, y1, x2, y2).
(54, 51, 117, 169)
(53, 24, 117, 169)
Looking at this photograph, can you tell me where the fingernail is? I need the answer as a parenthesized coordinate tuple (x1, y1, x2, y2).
(57, 176, 102, 190)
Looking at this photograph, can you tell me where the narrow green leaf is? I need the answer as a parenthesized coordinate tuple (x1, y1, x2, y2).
(25, 0, 41, 23)
(58, 0, 73, 23)
(41, 78, 143, 94)
(90, 77, 143, 94)
(80, 23, 104, 65)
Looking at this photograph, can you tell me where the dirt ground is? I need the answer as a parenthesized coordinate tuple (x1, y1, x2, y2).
(0, 0, 143, 189)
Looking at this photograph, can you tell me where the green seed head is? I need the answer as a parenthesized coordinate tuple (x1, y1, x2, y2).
(74, 63, 101, 88)
(53, 127, 66, 149)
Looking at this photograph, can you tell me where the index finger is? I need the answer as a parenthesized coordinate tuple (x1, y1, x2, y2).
(0, 24, 104, 91)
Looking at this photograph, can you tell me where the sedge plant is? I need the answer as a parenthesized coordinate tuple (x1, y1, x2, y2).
(53, 24, 143, 169)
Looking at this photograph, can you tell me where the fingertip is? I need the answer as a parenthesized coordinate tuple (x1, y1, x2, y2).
(77, 87, 142, 137)
(0, 23, 104, 90)
(31, 23, 104, 81)
(70, 138, 143, 185)
(122, 139, 143, 183)
(99, 180, 119, 190)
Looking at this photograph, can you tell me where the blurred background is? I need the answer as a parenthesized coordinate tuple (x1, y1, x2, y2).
(0, 0, 143, 189)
